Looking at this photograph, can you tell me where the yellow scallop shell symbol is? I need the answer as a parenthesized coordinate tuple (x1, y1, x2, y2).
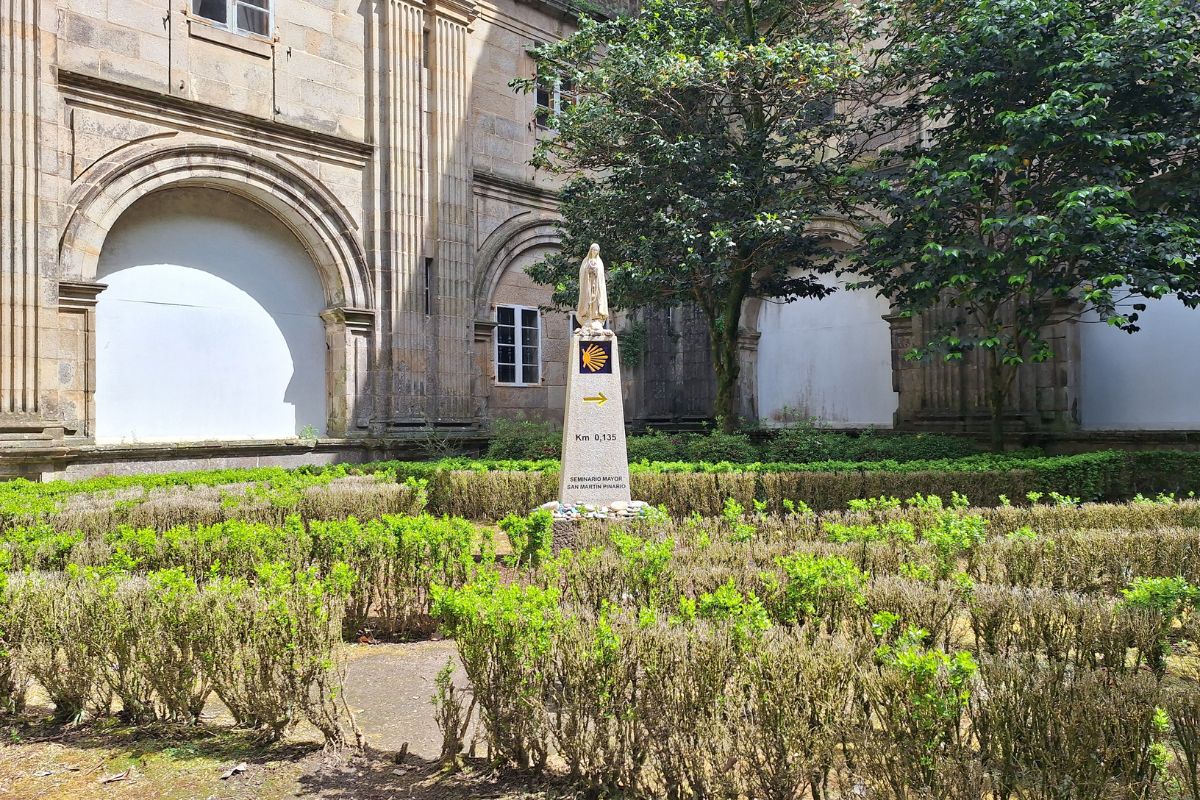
(581, 343, 608, 372)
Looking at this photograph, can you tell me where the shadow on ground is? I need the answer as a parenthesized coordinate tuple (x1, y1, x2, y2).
(296, 750, 578, 799)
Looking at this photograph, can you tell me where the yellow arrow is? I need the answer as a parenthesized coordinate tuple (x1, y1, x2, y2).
(582, 393, 608, 407)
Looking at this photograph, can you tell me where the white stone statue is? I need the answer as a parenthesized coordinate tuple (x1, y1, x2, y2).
(576, 243, 612, 336)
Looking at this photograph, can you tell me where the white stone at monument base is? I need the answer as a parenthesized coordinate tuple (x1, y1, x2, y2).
(558, 332, 632, 506)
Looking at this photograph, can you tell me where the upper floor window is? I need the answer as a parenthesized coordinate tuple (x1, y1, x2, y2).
(496, 305, 541, 385)
(193, 0, 272, 37)
(535, 70, 573, 129)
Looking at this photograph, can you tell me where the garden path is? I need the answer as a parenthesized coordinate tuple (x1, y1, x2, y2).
(0, 641, 567, 800)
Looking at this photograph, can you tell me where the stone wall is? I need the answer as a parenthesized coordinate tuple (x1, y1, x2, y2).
(0, 0, 612, 463)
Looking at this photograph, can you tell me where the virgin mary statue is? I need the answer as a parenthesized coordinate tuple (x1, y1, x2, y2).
(576, 243, 610, 334)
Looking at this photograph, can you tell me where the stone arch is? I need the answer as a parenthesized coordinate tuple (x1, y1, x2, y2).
(741, 214, 868, 335)
(471, 212, 565, 422)
(58, 140, 376, 439)
(59, 140, 373, 311)
(746, 214, 897, 427)
(473, 211, 562, 317)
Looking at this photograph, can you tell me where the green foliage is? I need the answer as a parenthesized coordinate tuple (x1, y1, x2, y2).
(625, 429, 690, 463)
(767, 427, 981, 463)
(826, 520, 916, 545)
(721, 496, 758, 542)
(500, 509, 555, 568)
(516, 0, 892, 430)
(682, 579, 770, 642)
(684, 431, 761, 464)
(432, 572, 564, 769)
(485, 418, 562, 460)
(611, 529, 674, 604)
(1, 513, 480, 637)
(1122, 577, 1200, 618)
(770, 553, 867, 627)
(854, 0, 1200, 448)
(924, 511, 989, 578)
(868, 626, 979, 794)
(1122, 575, 1199, 672)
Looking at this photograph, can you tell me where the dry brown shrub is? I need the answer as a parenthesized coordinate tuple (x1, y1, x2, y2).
(973, 657, 1164, 800)
(635, 620, 741, 799)
(1167, 682, 1200, 800)
(969, 585, 1160, 672)
(6, 571, 113, 722)
(428, 470, 558, 519)
(725, 629, 860, 800)
(48, 477, 420, 534)
(632, 472, 757, 517)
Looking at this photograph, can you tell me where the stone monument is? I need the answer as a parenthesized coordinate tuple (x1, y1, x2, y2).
(553, 244, 638, 518)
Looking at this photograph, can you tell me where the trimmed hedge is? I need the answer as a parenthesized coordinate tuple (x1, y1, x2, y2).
(481, 422, 988, 463)
(402, 450, 1200, 518)
(4, 450, 1199, 522)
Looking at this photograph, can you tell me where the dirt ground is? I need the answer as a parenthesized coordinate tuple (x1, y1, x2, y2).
(0, 641, 570, 800)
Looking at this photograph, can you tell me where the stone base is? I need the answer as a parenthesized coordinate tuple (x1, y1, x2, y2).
(0, 435, 489, 482)
(545, 499, 657, 553)
(540, 498, 652, 521)
(551, 519, 581, 554)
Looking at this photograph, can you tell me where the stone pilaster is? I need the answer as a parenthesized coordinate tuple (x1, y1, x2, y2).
(0, 0, 45, 429)
(429, 1, 475, 424)
(472, 317, 497, 419)
(736, 328, 760, 422)
(380, 0, 430, 424)
(887, 303, 1082, 434)
(322, 307, 376, 437)
(56, 280, 106, 437)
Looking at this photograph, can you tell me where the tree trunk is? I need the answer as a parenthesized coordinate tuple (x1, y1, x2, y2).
(986, 351, 1011, 453)
(710, 331, 739, 431)
(708, 266, 753, 434)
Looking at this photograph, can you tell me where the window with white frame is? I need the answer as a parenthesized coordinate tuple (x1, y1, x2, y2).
(193, 0, 272, 37)
(535, 69, 573, 128)
(495, 305, 541, 385)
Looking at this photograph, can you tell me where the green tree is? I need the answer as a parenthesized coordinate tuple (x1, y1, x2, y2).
(515, 0, 894, 431)
(853, 0, 1200, 450)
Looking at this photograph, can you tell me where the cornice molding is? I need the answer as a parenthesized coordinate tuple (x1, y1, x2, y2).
(322, 306, 377, 332)
(473, 169, 560, 211)
(428, 0, 480, 25)
(57, 70, 373, 168)
(58, 280, 108, 310)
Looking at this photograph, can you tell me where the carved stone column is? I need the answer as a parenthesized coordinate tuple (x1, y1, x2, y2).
(56, 281, 107, 437)
(322, 307, 376, 437)
(884, 312, 921, 427)
(380, 0, 430, 425)
(886, 303, 1082, 434)
(1, 0, 52, 436)
(472, 318, 496, 420)
(429, 0, 476, 424)
(736, 328, 760, 423)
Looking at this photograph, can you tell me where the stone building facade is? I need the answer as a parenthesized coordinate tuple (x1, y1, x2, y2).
(0, 0, 656, 475)
(1, 0, 1196, 476)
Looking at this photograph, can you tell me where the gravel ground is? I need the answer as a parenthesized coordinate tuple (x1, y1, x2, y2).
(0, 641, 565, 800)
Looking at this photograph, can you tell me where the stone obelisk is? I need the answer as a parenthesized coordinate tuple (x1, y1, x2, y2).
(558, 244, 631, 507)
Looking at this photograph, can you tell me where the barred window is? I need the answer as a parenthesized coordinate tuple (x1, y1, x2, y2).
(495, 305, 541, 385)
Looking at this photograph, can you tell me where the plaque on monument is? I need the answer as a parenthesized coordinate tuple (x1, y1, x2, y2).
(558, 244, 632, 507)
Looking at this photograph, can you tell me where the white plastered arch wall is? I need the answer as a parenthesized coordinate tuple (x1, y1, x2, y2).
(472, 212, 564, 420)
(744, 215, 898, 427)
(58, 140, 376, 440)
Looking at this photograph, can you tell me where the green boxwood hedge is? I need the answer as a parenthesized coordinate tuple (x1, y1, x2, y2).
(380, 450, 1200, 518)
(4, 450, 1198, 521)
